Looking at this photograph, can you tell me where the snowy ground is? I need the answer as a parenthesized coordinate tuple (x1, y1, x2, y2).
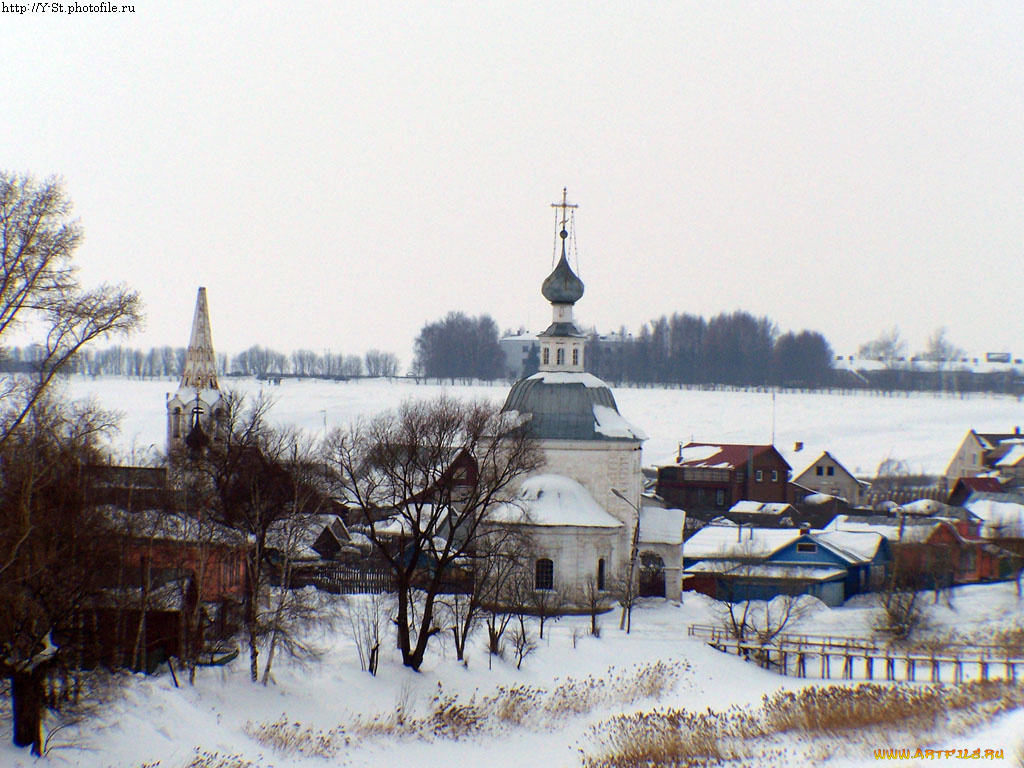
(17, 376, 1019, 766)
(3, 583, 1023, 768)
(65, 375, 1024, 478)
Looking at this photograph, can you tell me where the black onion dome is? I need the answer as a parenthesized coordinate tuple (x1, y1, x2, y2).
(541, 250, 585, 305)
(501, 373, 642, 442)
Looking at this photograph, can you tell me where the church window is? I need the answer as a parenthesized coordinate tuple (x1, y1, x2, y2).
(572, 348, 579, 366)
(556, 348, 565, 365)
(542, 348, 550, 365)
(535, 558, 554, 590)
(172, 407, 181, 439)
(597, 559, 606, 591)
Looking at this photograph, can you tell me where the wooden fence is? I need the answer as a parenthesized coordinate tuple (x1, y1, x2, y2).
(688, 624, 1024, 684)
(296, 566, 396, 595)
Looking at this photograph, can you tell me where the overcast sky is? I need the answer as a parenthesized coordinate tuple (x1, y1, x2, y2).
(3, 2, 1023, 368)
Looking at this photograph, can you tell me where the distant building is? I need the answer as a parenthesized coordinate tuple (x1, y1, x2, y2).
(498, 333, 538, 378)
(656, 443, 791, 512)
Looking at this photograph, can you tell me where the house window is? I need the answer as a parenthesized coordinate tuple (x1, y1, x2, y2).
(796, 542, 817, 553)
(572, 348, 579, 366)
(771, 470, 778, 482)
(597, 558, 606, 591)
(535, 558, 554, 590)
(827, 466, 835, 476)
(816, 466, 824, 476)
(755, 470, 763, 482)
(542, 348, 550, 365)
(715, 489, 725, 506)
(736, 471, 744, 482)
(556, 348, 565, 365)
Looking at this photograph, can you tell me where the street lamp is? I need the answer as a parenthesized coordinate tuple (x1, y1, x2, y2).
(611, 487, 641, 633)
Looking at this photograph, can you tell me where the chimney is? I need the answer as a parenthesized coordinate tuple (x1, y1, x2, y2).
(677, 441, 683, 462)
(1016, 426, 1021, 437)
(799, 523, 811, 536)
(794, 441, 804, 452)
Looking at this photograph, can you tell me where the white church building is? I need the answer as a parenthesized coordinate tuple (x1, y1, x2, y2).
(166, 286, 224, 451)
(496, 191, 684, 600)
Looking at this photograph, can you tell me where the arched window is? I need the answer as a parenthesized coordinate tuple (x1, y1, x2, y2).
(535, 558, 554, 590)
(556, 348, 565, 365)
(172, 407, 181, 438)
(542, 348, 550, 365)
(597, 558, 606, 591)
(572, 348, 579, 367)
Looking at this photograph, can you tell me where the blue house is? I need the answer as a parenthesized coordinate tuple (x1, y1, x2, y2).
(683, 525, 891, 607)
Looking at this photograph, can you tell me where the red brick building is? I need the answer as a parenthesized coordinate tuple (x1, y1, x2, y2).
(656, 443, 791, 511)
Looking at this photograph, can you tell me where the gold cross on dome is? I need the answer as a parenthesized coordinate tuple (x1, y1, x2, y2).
(550, 187, 578, 231)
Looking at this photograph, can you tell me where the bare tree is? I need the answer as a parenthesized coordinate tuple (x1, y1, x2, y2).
(874, 550, 926, 641)
(259, 433, 333, 685)
(0, 397, 119, 755)
(0, 172, 143, 449)
(858, 326, 907, 367)
(347, 593, 391, 675)
(439, 525, 534, 663)
(323, 396, 541, 671)
(576, 577, 613, 637)
(176, 393, 328, 683)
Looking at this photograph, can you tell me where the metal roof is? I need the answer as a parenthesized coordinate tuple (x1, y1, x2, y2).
(501, 373, 642, 442)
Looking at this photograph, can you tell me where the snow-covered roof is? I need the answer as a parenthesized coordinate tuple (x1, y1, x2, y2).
(676, 444, 721, 464)
(525, 371, 609, 388)
(490, 475, 622, 528)
(638, 506, 684, 545)
(592, 404, 647, 440)
(996, 444, 1024, 467)
(814, 530, 884, 563)
(965, 497, 1024, 537)
(897, 499, 948, 516)
(683, 561, 846, 582)
(803, 493, 836, 505)
(683, 526, 801, 559)
(168, 385, 223, 408)
(729, 501, 794, 515)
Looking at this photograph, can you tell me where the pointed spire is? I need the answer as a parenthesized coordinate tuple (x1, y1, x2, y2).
(179, 287, 220, 391)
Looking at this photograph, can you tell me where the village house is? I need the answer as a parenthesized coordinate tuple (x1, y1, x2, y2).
(681, 524, 890, 607)
(791, 450, 869, 505)
(944, 428, 1024, 488)
(656, 443, 791, 512)
(826, 514, 1016, 587)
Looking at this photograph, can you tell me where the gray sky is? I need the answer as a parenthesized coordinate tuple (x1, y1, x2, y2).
(3, 2, 1023, 368)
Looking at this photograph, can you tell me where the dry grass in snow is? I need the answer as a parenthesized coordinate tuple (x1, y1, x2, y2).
(580, 680, 1024, 767)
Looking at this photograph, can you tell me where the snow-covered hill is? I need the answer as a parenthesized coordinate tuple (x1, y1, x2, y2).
(66, 375, 1023, 478)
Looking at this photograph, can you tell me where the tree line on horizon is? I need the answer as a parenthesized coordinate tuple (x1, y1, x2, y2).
(411, 309, 836, 387)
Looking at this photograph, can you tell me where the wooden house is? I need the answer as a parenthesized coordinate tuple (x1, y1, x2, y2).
(791, 451, 869, 505)
(682, 525, 890, 607)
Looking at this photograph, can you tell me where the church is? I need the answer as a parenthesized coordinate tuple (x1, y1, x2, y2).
(166, 286, 224, 451)
(496, 191, 684, 600)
